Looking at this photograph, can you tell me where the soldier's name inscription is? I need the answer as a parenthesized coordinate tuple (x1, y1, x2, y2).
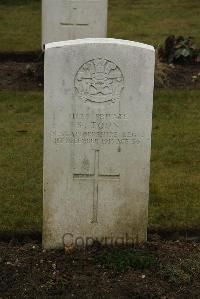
(52, 113, 145, 145)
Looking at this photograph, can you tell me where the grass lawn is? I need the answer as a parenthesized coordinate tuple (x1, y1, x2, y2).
(0, 90, 199, 235)
(0, 0, 41, 52)
(0, 0, 200, 52)
(0, 91, 43, 235)
(150, 90, 200, 229)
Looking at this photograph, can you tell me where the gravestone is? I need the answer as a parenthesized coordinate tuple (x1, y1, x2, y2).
(42, 0, 108, 46)
(43, 38, 155, 249)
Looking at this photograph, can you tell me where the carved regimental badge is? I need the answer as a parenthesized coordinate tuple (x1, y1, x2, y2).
(74, 58, 124, 105)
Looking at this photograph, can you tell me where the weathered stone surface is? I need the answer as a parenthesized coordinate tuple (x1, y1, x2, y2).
(43, 38, 155, 249)
(42, 0, 107, 46)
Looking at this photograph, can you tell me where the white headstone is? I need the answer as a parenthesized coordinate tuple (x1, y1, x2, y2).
(43, 38, 155, 249)
(42, 0, 108, 46)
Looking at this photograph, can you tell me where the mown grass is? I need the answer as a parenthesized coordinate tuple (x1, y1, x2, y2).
(0, 90, 199, 235)
(0, 0, 200, 51)
(150, 90, 200, 229)
(109, 0, 200, 47)
(0, 91, 43, 234)
(0, 0, 41, 52)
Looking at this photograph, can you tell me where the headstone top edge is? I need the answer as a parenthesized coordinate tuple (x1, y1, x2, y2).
(43, 0, 107, 2)
(45, 38, 155, 52)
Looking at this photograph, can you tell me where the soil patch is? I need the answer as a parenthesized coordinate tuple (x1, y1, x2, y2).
(155, 62, 200, 89)
(0, 52, 199, 90)
(0, 51, 42, 63)
(0, 61, 43, 91)
(0, 241, 200, 298)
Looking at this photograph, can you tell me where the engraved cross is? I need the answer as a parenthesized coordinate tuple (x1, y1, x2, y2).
(73, 150, 120, 223)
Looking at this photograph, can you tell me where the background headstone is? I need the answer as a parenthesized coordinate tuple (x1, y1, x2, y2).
(43, 38, 155, 249)
(42, 0, 108, 46)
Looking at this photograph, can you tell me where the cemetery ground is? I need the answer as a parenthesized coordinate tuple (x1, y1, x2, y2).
(0, 0, 200, 51)
(0, 89, 200, 298)
(0, 0, 200, 298)
(0, 90, 200, 236)
(1, 240, 200, 298)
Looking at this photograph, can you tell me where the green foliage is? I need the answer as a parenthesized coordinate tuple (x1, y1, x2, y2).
(159, 35, 200, 64)
(93, 249, 155, 272)
(159, 255, 200, 285)
(181, 255, 200, 276)
(159, 264, 190, 285)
